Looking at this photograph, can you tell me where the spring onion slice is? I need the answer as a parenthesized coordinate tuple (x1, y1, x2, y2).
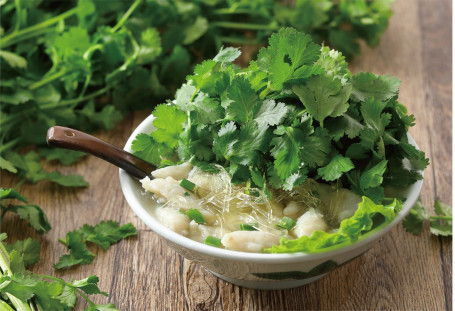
(276, 216, 296, 230)
(186, 209, 207, 224)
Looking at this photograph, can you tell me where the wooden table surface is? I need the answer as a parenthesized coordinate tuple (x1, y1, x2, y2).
(2, 0, 452, 310)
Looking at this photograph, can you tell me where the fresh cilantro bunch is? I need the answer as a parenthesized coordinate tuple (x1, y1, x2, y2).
(0, 0, 393, 188)
(0, 234, 118, 311)
(132, 28, 428, 204)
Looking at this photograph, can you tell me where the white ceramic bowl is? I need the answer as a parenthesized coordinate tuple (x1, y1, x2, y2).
(119, 114, 423, 290)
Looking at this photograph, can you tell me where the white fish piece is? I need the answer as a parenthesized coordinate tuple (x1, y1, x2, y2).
(151, 162, 193, 180)
(283, 201, 304, 217)
(155, 207, 190, 236)
(292, 208, 329, 238)
(221, 231, 281, 253)
(140, 176, 198, 203)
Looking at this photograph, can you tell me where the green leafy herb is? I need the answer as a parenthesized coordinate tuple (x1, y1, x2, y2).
(204, 236, 221, 247)
(403, 198, 452, 236)
(185, 209, 207, 225)
(0, 233, 118, 310)
(276, 217, 297, 230)
(1, 0, 393, 187)
(0, 188, 51, 234)
(4, 238, 40, 268)
(54, 221, 137, 269)
(132, 28, 428, 202)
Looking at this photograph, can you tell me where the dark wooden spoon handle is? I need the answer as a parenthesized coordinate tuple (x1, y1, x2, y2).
(46, 126, 155, 180)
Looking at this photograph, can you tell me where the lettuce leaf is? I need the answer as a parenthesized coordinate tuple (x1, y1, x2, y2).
(265, 197, 402, 253)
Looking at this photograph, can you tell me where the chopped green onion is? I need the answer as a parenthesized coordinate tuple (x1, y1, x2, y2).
(276, 216, 296, 230)
(180, 178, 196, 191)
(240, 223, 258, 231)
(205, 235, 221, 247)
(184, 192, 190, 197)
(185, 209, 207, 224)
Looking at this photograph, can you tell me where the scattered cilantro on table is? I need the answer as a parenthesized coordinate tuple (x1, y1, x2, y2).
(54, 221, 137, 269)
(0, 188, 136, 309)
(1, 0, 393, 188)
(0, 187, 51, 234)
(403, 198, 452, 236)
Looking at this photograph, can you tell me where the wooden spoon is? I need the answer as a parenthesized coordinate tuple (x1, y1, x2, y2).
(46, 126, 156, 180)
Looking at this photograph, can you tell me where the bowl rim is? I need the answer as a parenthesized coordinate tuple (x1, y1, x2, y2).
(119, 113, 423, 264)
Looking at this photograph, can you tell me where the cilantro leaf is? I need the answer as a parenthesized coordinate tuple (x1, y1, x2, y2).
(293, 74, 352, 126)
(151, 104, 186, 149)
(213, 46, 241, 63)
(6, 204, 51, 234)
(318, 155, 354, 181)
(254, 99, 289, 126)
(54, 231, 96, 269)
(55, 221, 137, 269)
(351, 72, 400, 102)
(131, 133, 172, 166)
(271, 125, 306, 179)
(226, 77, 259, 123)
(0, 188, 28, 202)
(4, 238, 40, 268)
(359, 160, 388, 190)
(403, 198, 452, 236)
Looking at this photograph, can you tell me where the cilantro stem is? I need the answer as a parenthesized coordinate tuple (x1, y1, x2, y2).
(1, 28, 55, 50)
(40, 275, 97, 306)
(28, 69, 68, 90)
(13, 179, 26, 191)
(79, 44, 104, 98)
(58, 238, 67, 245)
(1, 7, 80, 47)
(74, 288, 96, 307)
(0, 137, 21, 153)
(112, 0, 142, 32)
(430, 216, 452, 221)
(220, 36, 260, 45)
(211, 21, 278, 31)
(60, 85, 113, 106)
(0, 243, 32, 311)
(1, 85, 113, 128)
(213, 8, 260, 15)
(14, 0, 21, 32)
(0, 241, 10, 262)
(0, 300, 15, 311)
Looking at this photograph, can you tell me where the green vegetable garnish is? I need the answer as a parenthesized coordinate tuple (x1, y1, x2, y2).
(276, 217, 297, 230)
(132, 28, 428, 203)
(402, 198, 452, 236)
(266, 197, 401, 253)
(185, 209, 207, 224)
(0, 187, 51, 234)
(205, 236, 222, 247)
(54, 221, 138, 269)
(0, 233, 119, 310)
(180, 178, 196, 192)
(240, 223, 259, 231)
(1, 0, 393, 188)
